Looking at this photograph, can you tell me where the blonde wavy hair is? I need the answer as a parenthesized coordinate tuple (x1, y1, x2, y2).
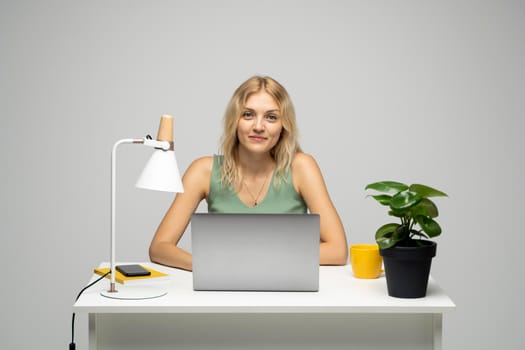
(219, 76, 302, 188)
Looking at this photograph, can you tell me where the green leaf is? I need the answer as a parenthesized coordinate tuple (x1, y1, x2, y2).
(388, 208, 407, 218)
(410, 198, 439, 218)
(415, 215, 442, 237)
(369, 194, 392, 206)
(375, 223, 399, 240)
(390, 191, 422, 210)
(377, 236, 395, 249)
(365, 181, 408, 194)
(409, 184, 448, 198)
(375, 223, 398, 249)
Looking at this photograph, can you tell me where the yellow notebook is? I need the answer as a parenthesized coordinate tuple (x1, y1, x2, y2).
(94, 265, 170, 285)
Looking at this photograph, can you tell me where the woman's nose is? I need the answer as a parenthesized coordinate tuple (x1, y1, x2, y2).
(253, 116, 265, 131)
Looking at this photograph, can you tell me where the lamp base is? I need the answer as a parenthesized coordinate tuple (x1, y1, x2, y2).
(100, 286, 167, 300)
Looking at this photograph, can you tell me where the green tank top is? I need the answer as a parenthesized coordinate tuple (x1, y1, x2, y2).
(207, 155, 307, 213)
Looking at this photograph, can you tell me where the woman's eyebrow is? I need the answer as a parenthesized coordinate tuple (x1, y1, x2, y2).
(243, 107, 280, 114)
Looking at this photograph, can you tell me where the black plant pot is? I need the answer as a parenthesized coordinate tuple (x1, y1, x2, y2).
(380, 241, 437, 298)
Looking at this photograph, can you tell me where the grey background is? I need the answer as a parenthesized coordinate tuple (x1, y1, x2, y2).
(1, 0, 523, 349)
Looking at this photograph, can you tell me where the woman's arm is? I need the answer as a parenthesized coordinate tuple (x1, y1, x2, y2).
(292, 153, 348, 265)
(149, 157, 212, 271)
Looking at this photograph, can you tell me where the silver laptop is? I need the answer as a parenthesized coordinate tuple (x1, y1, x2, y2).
(191, 213, 320, 292)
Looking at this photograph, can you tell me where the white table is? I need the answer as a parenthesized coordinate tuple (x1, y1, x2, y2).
(74, 263, 455, 350)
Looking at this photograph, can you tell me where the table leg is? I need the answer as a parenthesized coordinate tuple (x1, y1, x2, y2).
(88, 314, 97, 350)
(433, 313, 443, 350)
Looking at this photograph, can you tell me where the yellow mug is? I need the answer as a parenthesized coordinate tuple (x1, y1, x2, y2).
(350, 244, 383, 279)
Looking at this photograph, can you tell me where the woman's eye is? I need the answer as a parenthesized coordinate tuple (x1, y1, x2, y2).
(242, 111, 254, 119)
(266, 114, 278, 121)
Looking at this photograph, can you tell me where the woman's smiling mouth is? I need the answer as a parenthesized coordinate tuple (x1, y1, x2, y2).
(249, 135, 268, 142)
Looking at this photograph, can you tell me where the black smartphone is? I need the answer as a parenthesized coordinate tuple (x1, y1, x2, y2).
(116, 264, 151, 277)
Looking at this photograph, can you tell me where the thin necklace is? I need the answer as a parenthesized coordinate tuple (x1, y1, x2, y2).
(242, 170, 272, 206)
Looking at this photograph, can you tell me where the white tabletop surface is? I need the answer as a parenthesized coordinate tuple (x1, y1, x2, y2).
(73, 262, 455, 314)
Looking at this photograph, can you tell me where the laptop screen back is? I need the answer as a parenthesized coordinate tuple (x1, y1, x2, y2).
(191, 213, 320, 291)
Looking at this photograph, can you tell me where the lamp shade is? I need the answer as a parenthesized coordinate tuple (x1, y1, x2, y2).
(135, 149, 184, 193)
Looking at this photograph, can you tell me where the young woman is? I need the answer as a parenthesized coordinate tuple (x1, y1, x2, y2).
(149, 76, 348, 270)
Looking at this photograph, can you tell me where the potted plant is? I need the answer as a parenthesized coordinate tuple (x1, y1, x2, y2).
(365, 181, 447, 298)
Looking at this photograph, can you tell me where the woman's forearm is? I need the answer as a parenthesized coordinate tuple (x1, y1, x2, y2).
(320, 241, 348, 265)
(149, 241, 193, 271)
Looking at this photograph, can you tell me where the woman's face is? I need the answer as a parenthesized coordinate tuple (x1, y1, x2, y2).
(236, 91, 283, 155)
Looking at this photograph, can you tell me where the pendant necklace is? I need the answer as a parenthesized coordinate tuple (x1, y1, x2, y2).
(242, 170, 272, 206)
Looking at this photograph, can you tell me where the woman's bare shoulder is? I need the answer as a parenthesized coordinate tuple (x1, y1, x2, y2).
(184, 156, 214, 181)
(290, 153, 323, 193)
(190, 156, 214, 169)
(179, 156, 214, 197)
(291, 152, 319, 171)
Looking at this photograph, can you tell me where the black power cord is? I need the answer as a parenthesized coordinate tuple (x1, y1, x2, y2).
(70, 271, 110, 350)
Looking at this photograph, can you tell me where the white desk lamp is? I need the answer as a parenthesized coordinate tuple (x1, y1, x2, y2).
(100, 114, 184, 300)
